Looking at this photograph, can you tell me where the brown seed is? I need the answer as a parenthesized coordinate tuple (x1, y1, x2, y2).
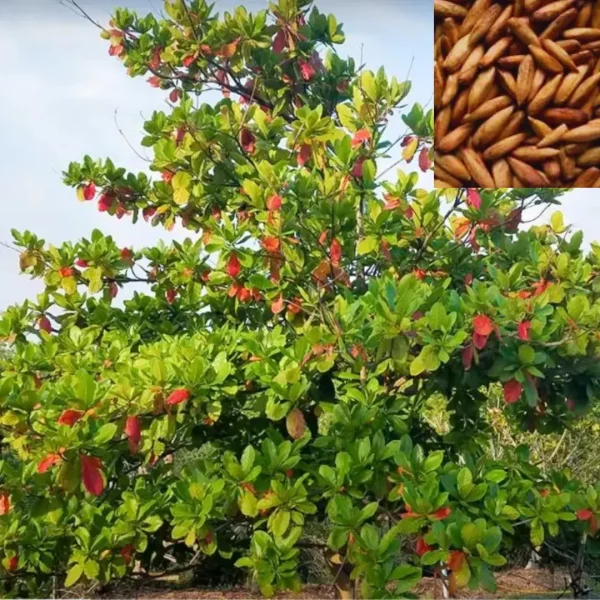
(434, 179, 456, 189)
(458, 45, 486, 84)
(470, 4, 503, 45)
(464, 95, 513, 122)
(492, 159, 513, 186)
(543, 159, 562, 180)
(507, 157, 549, 185)
(542, 107, 589, 125)
(441, 73, 460, 106)
(528, 44, 564, 73)
(468, 68, 497, 112)
(435, 0, 468, 18)
(593, 1, 600, 29)
(565, 142, 592, 156)
(473, 106, 516, 147)
(512, 146, 560, 161)
(434, 62, 445, 110)
(541, 38, 579, 71)
(562, 119, 600, 142)
(451, 89, 470, 125)
(580, 40, 600, 52)
(498, 55, 526, 69)
(444, 35, 473, 72)
(528, 68, 547, 102)
(498, 110, 526, 140)
(576, 147, 600, 167)
(568, 72, 600, 106)
(438, 123, 475, 152)
(537, 123, 569, 147)
(459, 0, 493, 36)
(572, 166, 600, 186)
(554, 64, 589, 104)
(436, 154, 472, 180)
(508, 17, 541, 47)
(434, 164, 464, 187)
(540, 9, 578, 40)
(532, 0, 577, 22)
(570, 50, 594, 65)
(529, 116, 554, 137)
(442, 17, 460, 46)
(459, 147, 496, 187)
(576, 2, 593, 28)
(497, 70, 518, 99)
(481, 37, 513, 69)
(482, 133, 527, 161)
(559, 149, 577, 179)
(555, 39, 581, 53)
(563, 28, 600, 42)
(528, 73, 564, 114)
(516, 54, 535, 105)
(486, 5, 514, 45)
(435, 106, 452, 140)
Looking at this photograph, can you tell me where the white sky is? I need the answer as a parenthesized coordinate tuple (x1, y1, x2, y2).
(0, 0, 597, 311)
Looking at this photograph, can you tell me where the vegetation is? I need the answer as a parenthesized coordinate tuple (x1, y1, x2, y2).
(1, 0, 600, 598)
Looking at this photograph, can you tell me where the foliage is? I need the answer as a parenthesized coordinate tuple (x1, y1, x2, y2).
(1, 0, 600, 598)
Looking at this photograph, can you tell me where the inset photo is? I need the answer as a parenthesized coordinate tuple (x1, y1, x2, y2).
(434, 0, 600, 188)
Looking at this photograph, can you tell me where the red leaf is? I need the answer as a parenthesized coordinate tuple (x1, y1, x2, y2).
(503, 379, 523, 404)
(418, 147, 432, 172)
(330, 238, 342, 266)
(298, 59, 315, 81)
(169, 88, 180, 103)
(473, 314, 493, 336)
(166, 388, 190, 406)
(38, 316, 52, 334)
(533, 278, 549, 297)
(577, 509, 593, 521)
(166, 289, 177, 305)
(351, 129, 371, 148)
(267, 194, 283, 211)
(57, 409, 85, 427)
(227, 253, 241, 278)
(59, 267, 74, 278)
(239, 128, 256, 153)
(0, 492, 10, 515)
(464, 273, 473, 285)
(430, 507, 451, 520)
(8, 556, 18, 572)
(401, 136, 414, 147)
(80, 454, 104, 496)
(462, 345, 474, 370)
(147, 75, 161, 88)
(415, 537, 432, 557)
(272, 29, 286, 53)
(125, 416, 141, 454)
(109, 282, 119, 298)
(297, 144, 311, 166)
(120, 544, 135, 566)
(286, 408, 306, 439)
(75, 259, 88, 268)
(120, 248, 133, 262)
(472, 332, 489, 350)
(97, 194, 115, 212)
(83, 182, 96, 201)
(37, 453, 62, 474)
(262, 236, 280, 253)
(466, 189, 481, 210)
(271, 295, 284, 314)
(352, 157, 365, 178)
(447, 550, 465, 572)
(518, 321, 531, 341)
(287, 297, 303, 315)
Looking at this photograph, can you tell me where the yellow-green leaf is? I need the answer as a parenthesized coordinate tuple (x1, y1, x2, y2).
(172, 171, 191, 205)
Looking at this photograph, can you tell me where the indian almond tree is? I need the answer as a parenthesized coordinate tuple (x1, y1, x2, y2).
(2, 0, 600, 598)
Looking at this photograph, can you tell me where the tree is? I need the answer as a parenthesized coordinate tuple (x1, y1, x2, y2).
(1, 0, 599, 598)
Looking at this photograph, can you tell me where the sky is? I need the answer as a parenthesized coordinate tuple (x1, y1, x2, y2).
(0, 0, 597, 312)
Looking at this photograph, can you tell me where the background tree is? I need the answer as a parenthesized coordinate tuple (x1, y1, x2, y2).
(1, 1, 600, 598)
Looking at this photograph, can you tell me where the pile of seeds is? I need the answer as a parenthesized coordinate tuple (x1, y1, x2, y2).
(434, 0, 600, 188)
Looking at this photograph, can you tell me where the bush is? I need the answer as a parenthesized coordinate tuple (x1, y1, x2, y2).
(1, 0, 600, 598)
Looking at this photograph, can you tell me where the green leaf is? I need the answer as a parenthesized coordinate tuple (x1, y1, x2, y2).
(357, 236, 378, 256)
(94, 423, 117, 445)
(518, 345, 535, 364)
(270, 509, 290, 537)
(457, 467, 473, 498)
(423, 450, 444, 473)
(172, 171, 191, 205)
(550, 211, 566, 233)
(240, 490, 258, 517)
(360, 71, 377, 99)
(65, 564, 84, 587)
(485, 470, 507, 483)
